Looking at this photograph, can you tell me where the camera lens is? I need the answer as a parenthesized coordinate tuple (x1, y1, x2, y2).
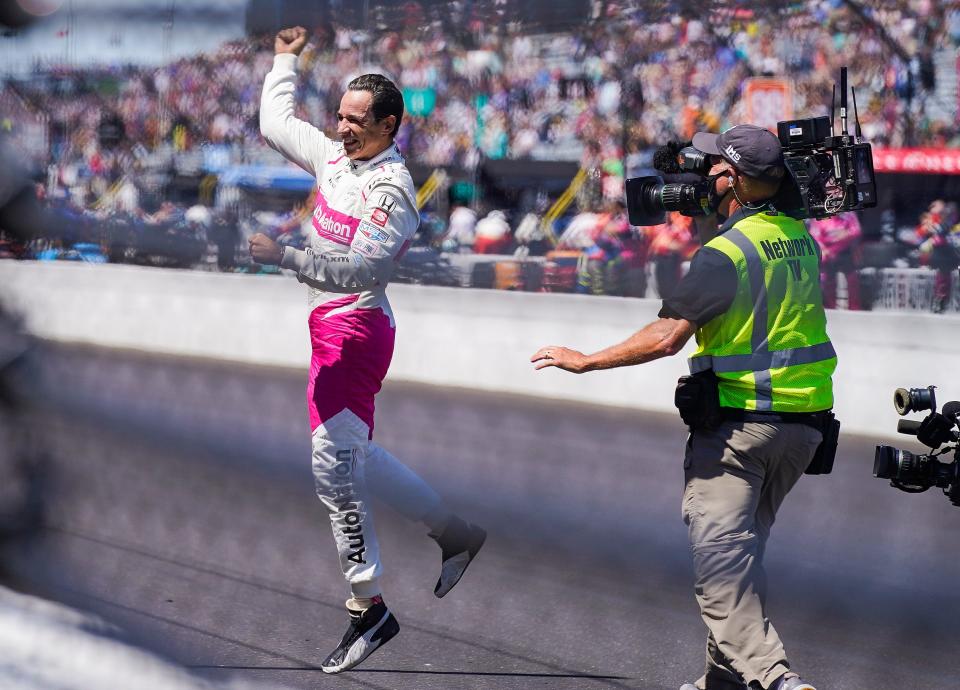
(873, 445, 898, 478)
(625, 176, 667, 226)
(874, 445, 934, 487)
(658, 183, 689, 208)
(625, 175, 715, 226)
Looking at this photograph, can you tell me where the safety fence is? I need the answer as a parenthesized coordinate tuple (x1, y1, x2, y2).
(865, 267, 960, 313)
(397, 252, 959, 312)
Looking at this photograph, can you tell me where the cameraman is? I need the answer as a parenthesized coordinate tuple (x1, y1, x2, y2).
(531, 125, 834, 690)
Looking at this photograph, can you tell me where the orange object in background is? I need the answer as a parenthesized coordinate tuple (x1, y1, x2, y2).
(494, 261, 523, 290)
(743, 78, 793, 132)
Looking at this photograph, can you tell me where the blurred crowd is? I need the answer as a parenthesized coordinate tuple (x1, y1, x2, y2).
(901, 199, 960, 312)
(427, 193, 960, 310)
(5, 1, 960, 181)
(1, 0, 959, 311)
(0, 185, 239, 271)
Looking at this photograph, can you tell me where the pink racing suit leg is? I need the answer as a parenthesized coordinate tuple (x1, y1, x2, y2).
(307, 303, 443, 598)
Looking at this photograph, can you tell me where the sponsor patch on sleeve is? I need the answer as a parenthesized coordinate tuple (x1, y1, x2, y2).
(377, 193, 397, 214)
(358, 221, 390, 243)
(370, 208, 389, 227)
(353, 238, 385, 259)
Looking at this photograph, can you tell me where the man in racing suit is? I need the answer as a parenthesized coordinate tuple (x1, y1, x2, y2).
(249, 26, 485, 675)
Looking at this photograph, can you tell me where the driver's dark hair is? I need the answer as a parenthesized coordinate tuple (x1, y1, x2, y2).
(347, 74, 404, 138)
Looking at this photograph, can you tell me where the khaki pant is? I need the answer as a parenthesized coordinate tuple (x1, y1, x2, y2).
(682, 420, 822, 690)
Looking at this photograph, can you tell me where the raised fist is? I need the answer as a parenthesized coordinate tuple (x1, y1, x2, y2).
(275, 26, 308, 56)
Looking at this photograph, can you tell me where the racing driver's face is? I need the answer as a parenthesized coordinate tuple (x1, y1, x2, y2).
(336, 90, 396, 161)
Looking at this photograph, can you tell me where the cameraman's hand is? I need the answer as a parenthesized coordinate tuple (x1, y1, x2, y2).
(275, 26, 308, 56)
(531, 346, 590, 373)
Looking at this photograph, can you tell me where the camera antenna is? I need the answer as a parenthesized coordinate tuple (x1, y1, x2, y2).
(830, 83, 836, 137)
(840, 66, 849, 137)
(852, 86, 862, 142)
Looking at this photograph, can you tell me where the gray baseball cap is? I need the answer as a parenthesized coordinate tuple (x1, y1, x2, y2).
(692, 124, 785, 181)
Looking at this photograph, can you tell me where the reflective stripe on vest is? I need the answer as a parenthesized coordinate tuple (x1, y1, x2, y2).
(689, 340, 838, 375)
(688, 220, 835, 411)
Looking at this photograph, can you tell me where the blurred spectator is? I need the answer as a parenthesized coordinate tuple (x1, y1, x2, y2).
(617, 222, 650, 299)
(647, 212, 697, 299)
(915, 200, 960, 313)
(577, 199, 642, 296)
(557, 207, 599, 251)
(473, 210, 512, 254)
(808, 211, 863, 310)
(210, 209, 239, 271)
(184, 205, 211, 234)
(443, 203, 478, 252)
(513, 211, 549, 257)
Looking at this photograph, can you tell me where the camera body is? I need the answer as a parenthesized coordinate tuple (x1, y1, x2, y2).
(625, 117, 878, 226)
(873, 386, 960, 507)
(774, 116, 877, 220)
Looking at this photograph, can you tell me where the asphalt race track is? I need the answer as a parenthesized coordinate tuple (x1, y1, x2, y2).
(2, 344, 958, 690)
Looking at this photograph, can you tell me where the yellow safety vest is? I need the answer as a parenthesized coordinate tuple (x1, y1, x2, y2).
(689, 209, 836, 412)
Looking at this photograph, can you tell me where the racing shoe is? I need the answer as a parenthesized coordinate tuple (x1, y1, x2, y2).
(320, 596, 399, 674)
(430, 516, 486, 598)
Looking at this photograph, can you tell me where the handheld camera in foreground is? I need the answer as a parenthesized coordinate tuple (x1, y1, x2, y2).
(873, 386, 960, 507)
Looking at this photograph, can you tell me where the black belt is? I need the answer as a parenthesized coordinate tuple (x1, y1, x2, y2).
(720, 408, 830, 429)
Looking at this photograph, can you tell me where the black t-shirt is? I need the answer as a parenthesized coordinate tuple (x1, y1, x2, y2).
(658, 246, 738, 326)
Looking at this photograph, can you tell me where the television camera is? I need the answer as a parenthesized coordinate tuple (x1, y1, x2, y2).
(873, 386, 960, 507)
(626, 67, 877, 226)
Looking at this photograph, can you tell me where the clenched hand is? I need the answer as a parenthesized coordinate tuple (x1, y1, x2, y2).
(249, 233, 283, 265)
(275, 26, 308, 56)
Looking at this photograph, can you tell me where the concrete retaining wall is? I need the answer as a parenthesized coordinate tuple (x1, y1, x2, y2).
(2, 261, 956, 438)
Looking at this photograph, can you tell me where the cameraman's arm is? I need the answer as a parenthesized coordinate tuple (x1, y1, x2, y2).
(531, 247, 737, 374)
(531, 317, 696, 373)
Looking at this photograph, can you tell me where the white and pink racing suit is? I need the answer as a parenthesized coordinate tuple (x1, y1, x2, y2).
(261, 53, 446, 599)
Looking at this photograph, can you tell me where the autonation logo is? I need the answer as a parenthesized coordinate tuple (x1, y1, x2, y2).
(315, 209, 353, 238)
(313, 196, 359, 245)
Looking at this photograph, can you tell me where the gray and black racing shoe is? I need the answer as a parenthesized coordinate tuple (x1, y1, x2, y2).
(320, 597, 399, 674)
(431, 516, 486, 598)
